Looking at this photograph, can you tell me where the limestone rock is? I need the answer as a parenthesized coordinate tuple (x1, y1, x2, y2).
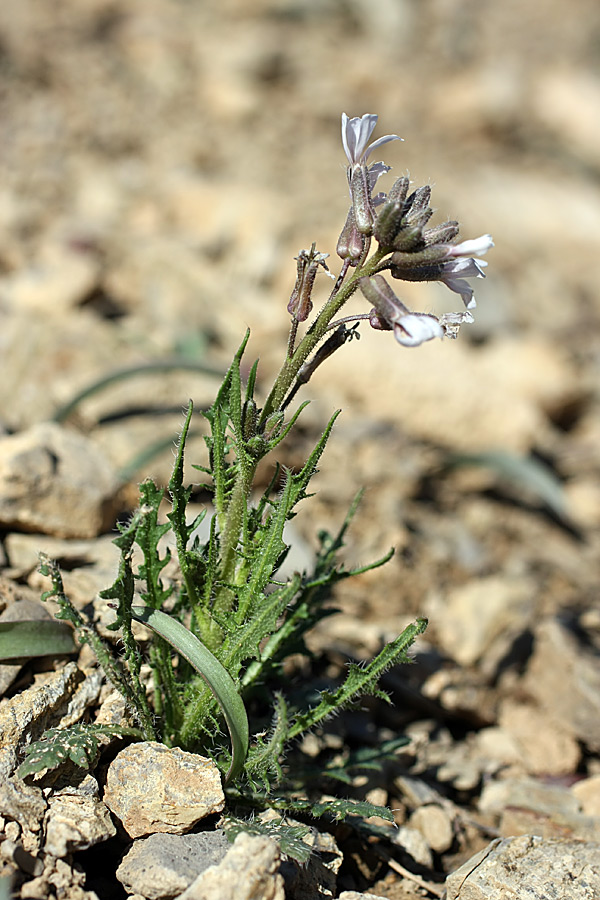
(116, 831, 230, 900)
(104, 742, 225, 838)
(0, 422, 120, 538)
(445, 835, 600, 899)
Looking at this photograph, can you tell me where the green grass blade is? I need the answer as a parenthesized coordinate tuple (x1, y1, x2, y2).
(131, 606, 249, 784)
(0, 620, 76, 661)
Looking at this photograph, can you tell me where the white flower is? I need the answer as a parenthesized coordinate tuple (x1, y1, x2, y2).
(393, 313, 444, 347)
(341, 113, 402, 167)
(445, 234, 494, 258)
(439, 257, 487, 309)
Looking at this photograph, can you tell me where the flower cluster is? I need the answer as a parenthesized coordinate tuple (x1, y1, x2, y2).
(338, 113, 493, 347)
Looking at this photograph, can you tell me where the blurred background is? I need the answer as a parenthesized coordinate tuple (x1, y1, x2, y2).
(0, 0, 599, 734)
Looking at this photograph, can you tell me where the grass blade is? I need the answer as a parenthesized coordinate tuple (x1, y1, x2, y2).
(0, 620, 76, 661)
(131, 606, 249, 783)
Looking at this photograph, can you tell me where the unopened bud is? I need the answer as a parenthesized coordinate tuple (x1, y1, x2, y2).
(404, 185, 432, 222)
(392, 224, 425, 252)
(336, 207, 367, 263)
(374, 199, 405, 248)
(359, 274, 409, 328)
(242, 399, 259, 441)
(386, 175, 410, 205)
(423, 220, 460, 246)
(287, 250, 317, 322)
(349, 165, 374, 234)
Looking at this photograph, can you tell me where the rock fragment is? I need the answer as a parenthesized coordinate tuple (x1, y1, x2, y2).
(103, 742, 225, 838)
(445, 834, 600, 899)
(44, 775, 116, 857)
(409, 804, 454, 854)
(0, 422, 120, 538)
(116, 831, 230, 900)
(523, 617, 600, 751)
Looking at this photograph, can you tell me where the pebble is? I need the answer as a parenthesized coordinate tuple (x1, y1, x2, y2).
(104, 742, 225, 838)
(0, 662, 102, 780)
(409, 804, 454, 854)
(431, 575, 534, 668)
(392, 824, 433, 868)
(572, 774, 600, 816)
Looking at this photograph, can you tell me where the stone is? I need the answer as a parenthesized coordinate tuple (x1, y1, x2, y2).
(523, 617, 600, 751)
(392, 825, 433, 868)
(445, 835, 600, 899)
(116, 831, 230, 900)
(103, 742, 225, 838)
(572, 774, 600, 816)
(409, 804, 454, 854)
(0, 422, 120, 538)
(496, 699, 581, 776)
(180, 833, 285, 900)
(479, 776, 580, 818)
(430, 575, 533, 667)
(44, 776, 116, 857)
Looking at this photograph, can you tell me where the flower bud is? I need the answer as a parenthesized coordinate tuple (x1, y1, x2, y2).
(349, 165, 375, 234)
(386, 175, 410, 205)
(423, 220, 460, 246)
(336, 207, 367, 263)
(287, 251, 316, 322)
(242, 399, 258, 441)
(373, 199, 405, 248)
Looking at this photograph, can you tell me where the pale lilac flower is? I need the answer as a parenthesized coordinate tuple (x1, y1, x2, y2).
(393, 313, 444, 347)
(341, 113, 402, 167)
(438, 257, 487, 309)
(445, 234, 494, 259)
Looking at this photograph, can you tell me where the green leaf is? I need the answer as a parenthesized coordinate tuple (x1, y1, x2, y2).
(131, 606, 249, 784)
(0, 620, 76, 661)
(17, 723, 141, 780)
(288, 617, 427, 740)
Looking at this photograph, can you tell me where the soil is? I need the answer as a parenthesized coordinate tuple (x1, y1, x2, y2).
(1, 1, 599, 898)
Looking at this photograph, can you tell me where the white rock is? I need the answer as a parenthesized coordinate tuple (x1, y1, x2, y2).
(104, 742, 225, 838)
(445, 835, 600, 899)
(0, 422, 120, 538)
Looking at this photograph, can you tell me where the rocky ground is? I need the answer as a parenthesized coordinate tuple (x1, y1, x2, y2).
(1, 1, 600, 898)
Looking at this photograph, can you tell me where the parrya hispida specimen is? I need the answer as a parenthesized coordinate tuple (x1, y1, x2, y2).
(25, 114, 492, 816)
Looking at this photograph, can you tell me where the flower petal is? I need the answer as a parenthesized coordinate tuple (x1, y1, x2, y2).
(447, 234, 494, 258)
(393, 313, 444, 347)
